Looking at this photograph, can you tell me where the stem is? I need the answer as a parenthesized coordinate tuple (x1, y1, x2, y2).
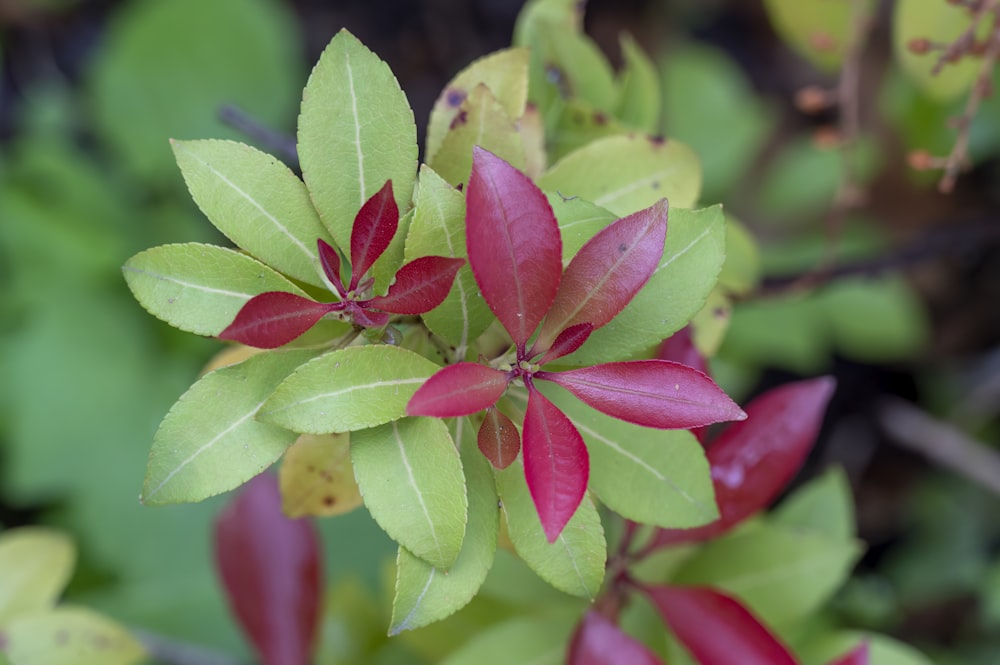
(217, 104, 298, 169)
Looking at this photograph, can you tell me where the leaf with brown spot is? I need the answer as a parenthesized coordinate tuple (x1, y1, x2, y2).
(279, 433, 362, 518)
(478, 407, 520, 469)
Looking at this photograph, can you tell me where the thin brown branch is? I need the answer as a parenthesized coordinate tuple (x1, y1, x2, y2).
(217, 104, 299, 170)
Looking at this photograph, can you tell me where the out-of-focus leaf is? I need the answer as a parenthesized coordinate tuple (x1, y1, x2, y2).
(893, 0, 984, 101)
(142, 349, 316, 505)
(798, 632, 933, 665)
(314, 578, 384, 665)
(88, 0, 301, 182)
(466, 147, 561, 347)
(772, 466, 856, 542)
(717, 216, 760, 295)
(215, 473, 322, 665)
(2, 607, 146, 665)
(690, 289, 732, 357)
(298, 29, 416, 249)
(617, 35, 660, 135)
(539, 134, 701, 215)
(821, 276, 927, 362)
(720, 294, 830, 373)
(763, 0, 869, 71)
(548, 98, 625, 163)
(279, 433, 362, 518)
(351, 417, 467, 570)
(0, 529, 75, 624)
(645, 585, 798, 665)
(827, 642, 870, 665)
(568, 610, 664, 665)
(438, 613, 577, 665)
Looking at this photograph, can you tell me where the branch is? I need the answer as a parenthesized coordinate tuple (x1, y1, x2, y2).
(217, 104, 299, 169)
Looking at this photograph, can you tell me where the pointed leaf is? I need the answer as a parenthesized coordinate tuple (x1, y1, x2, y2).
(569, 610, 664, 665)
(616, 34, 661, 134)
(367, 255, 464, 315)
(390, 419, 498, 633)
(349, 180, 398, 289)
(536, 200, 668, 351)
(317, 238, 347, 296)
(346, 303, 391, 329)
(523, 387, 589, 542)
(658, 325, 709, 442)
(0, 528, 75, 623)
(123, 243, 313, 337)
(405, 165, 493, 348)
(466, 147, 562, 347)
(261, 345, 440, 434)
(496, 457, 606, 598)
(644, 585, 798, 665)
(407, 362, 510, 418)
(827, 642, 869, 665)
(279, 433, 362, 518)
(478, 407, 521, 470)
(170, 139, 333, 287)
(539, 134, 701, 215)
(426, 48, 530, 163)
(2, 607, 146, 665)
(351, 417, 467, 570)
(535, 323, 593, 366)
(540, 360, 745, 430)
(219, 292, 335, 349)
(298, 29, 417, 248)
(215, 473, 322, 665)
(142, 349, 317, 504)
(654, 376, 836, 546)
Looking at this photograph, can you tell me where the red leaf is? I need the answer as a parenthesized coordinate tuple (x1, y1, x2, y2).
(523, 385, 589, 542)
(465, 147, 562, 348)
(826, 642, 869, 665)
(478, 407, 521, 469)
(538, 360, 746, 430)
(366, 255, 465, 314)
(568, 610, 664, 665)
(643, 585, 797, 665)
(653, 376, 836, 546)
(317, 238, 347, 296)
(349, 180, 398, 290)
(535, 323, 594, 366)
(219, 292, 335, 349)
(406, 362, 510, 417)
(658, 326, 710, 443)
(214, 473, 323, 665)
(535, 200, 667, 352)
(346, 302, 391, 329)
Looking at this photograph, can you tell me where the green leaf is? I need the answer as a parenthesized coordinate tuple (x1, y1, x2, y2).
(549, 194, 619, 261)
(0, 529, 75, 624)
(123, 243, 311, 337)
(797, 631, 935, 665)
(438, 613, 577, 665)
(142, 349, 316, 504)
(893, 0, 985, 101)
(561, 205, 726, 365)
(513, 0, 582, 48)
(720, 294, 830, 373)
(763, 0, 869, 72)
(170, 139, 333, 288)
(538, 27, 618, 114)
(495, 457, 606, 599)
(429, 84, 526, 188)
(2, 607, 146, 665)
(88, 0, 301, 182)
(426, 48, 530, 163)
(390, 418, 499, 634)
(549, 98, 625, 162)
(406, 165, 493, 349)
(616, 34, 660, 134)
(672, 521, 862, 627)
(539, 134, 701, 216)
(772, 466, 856, 542)
(260, 345, 440, 434)
(298, 29, 417, 249)
(717, 215, 760, 296)
(351, 417, 467, 570)
(371, 209, 414, 296)
(821, 276, 928, 362)
(540, 383, 717, 529)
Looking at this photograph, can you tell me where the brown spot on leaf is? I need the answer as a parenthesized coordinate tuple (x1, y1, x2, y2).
(618, 243, 628, 253)
(593, 112, 608, 126)
(649, 135, 667, 147)
(445, 87, 467, 108)
(449, 110, 468, 130)
(323, 495, 336, 507)
(713, 307, 728, 319)
(651, 181, 661, 190)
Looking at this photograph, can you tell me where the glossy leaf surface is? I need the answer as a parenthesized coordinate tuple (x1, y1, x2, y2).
(465, 147, 562, 347)
(317, 238, 347, 296)
(645, 585, 797, 665)
(540, 360, 745, 430)
(0, 528, 75, 623)
(351, 417, 467, 570)
(568, 610, 664, 665)
(478, 407, 521, 469)
(367, 255, 464, 314)
(215, 473, 322, 665)
(219, 292, 334, 349)
(349, 180, 397, 289)
(279, 433, 362, 518)
(2, 607, 146, 665)
(535, 323, 593, 366)
(407, 362, 510, 418)
(523, 387, 589, 542)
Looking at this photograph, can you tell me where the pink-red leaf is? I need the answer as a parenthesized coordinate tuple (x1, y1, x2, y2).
(538, 360, 746, 430)
(478, 407, 521, 469)
(653, 376, 836, 546)
(523, 385, 589, 542)
(536, 199, 667, 352)
(826, 642, 869, 665)
(317, 238, 347, 296)
(643, 585, 797, 665)
(349, 180, 398, 290)
(406, 362, 510, 417)
(465, 147, 562, 347)
(535, 323, 594, 366)
(568, 610, 664, 665)
(366, 255, 465, 314)
(219, 292, 335, 349)
(658, 325, 710, 443)
(214, 473, 323, 665)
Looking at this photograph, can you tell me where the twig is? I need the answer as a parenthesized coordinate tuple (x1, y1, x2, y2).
(878, 396, 1000, 496)
(217, 104, 299, 169)
(132, 628, 250, 665)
